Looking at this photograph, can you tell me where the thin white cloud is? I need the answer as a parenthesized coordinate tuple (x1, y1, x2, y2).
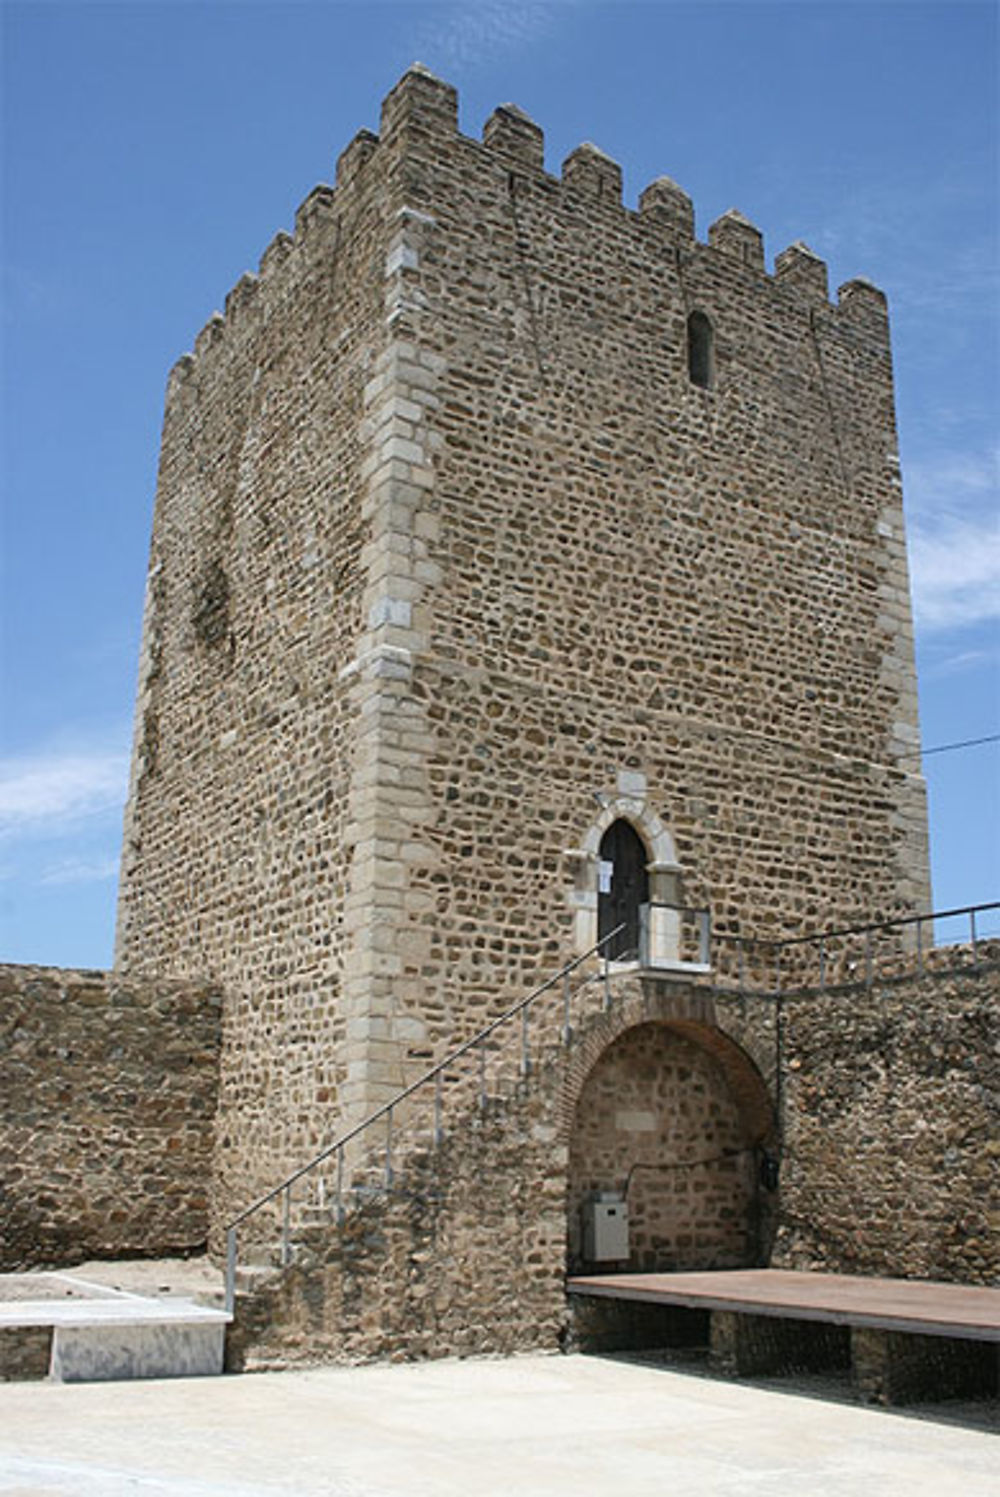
(902, 438, 999, 632)
(412, 2, 556, 73)
(0, 749, 129, 835)
(920, 647, 994, 681)
(38, 856, 120, 887)
(910, 513, 1000, 632)
(905, 445, 999, 520)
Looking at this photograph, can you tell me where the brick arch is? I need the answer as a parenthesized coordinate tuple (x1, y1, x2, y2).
(557, 986, 776, 1150)
(562, 991, 777, 1272)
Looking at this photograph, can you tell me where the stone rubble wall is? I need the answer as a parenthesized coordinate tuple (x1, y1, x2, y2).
(769, 943, 1000, 1286)
(0, 1327, 52, 1383)
(0, 965, 221, 1269)
(226, 1078, 566, 1370)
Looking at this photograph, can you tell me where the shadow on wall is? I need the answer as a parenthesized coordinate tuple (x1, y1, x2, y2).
(567, 1020, 776, 1273)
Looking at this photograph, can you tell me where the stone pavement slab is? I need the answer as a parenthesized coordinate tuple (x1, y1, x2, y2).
(0, 1351, 996, 1496)
(5, 1255, 225, 1306)
(0, 1293, 228, 1329)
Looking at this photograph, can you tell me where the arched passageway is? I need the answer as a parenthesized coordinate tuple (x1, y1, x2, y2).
(567, 1021, 773, 1272)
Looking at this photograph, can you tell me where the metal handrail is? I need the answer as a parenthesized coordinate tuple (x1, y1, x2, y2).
(711, 898, 999, 997)
(723, 900, 1000, 951)
(224, 923, 627, 1311)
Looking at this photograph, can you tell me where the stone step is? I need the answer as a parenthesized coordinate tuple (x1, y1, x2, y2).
(234, 1263, 282, 1294)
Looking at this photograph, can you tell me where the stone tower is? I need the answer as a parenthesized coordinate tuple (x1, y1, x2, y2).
(115, 67, 929, 1221)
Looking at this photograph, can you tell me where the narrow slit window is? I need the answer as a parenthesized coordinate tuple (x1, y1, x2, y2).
(687, 310, 714, 389)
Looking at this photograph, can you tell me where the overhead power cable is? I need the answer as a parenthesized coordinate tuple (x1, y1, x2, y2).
(897, 732, 1000, 763)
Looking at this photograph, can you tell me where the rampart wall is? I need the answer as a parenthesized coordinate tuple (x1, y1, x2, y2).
(0, 965, 221, 1269)
(768, 945, 999, 1285)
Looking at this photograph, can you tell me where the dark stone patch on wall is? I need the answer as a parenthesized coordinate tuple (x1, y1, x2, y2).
(0, 1326, 52, 1382)
(0, 964, 222, 1270)
(192, 559, 232, 650)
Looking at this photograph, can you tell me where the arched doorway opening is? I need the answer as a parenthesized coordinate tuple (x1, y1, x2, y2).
(597, 819, 649, 961)
(566, 796, 685, 968)
(567, 1021, 774, 1273)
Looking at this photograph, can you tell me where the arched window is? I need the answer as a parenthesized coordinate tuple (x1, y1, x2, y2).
(687, 310, 714, 389)
(597, 820, 650, 961)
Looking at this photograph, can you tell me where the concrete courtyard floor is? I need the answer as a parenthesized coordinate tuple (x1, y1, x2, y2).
(0, 1353, 997, 1497)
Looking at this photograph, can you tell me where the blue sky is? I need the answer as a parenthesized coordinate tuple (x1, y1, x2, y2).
(2, 0, 998, 967)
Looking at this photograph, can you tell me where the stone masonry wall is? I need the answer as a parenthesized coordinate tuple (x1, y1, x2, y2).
(0, 965, 221, 1269)
(115, 65, 930, 1228)
(227, 1077, 566, 1370)
(113, 126, 392, 1219)
(769, 944, 1000, 1286)
(356, 67, 929, 1132)
(331, 67, 929, 1135)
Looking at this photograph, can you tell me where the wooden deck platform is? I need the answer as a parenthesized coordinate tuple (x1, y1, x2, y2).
(567, 1269, 1000, 1342)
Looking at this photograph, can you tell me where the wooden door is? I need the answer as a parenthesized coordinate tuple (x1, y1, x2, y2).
(597, 820, 649, 960)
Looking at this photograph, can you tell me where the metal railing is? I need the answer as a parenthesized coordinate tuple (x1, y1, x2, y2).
(225, 923, 636, 1312)
(711, 900, 1000, 996)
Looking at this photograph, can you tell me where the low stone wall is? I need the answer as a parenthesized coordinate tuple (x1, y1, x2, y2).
(0, 965, 222, 1269)
(770, 945, 1000, 1285)
(0, 1326, 52, 1382)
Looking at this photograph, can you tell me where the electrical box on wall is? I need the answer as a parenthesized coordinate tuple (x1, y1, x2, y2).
(582, 1192, 629, 1262)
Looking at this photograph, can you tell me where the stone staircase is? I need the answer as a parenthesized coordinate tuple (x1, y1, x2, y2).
(221, 938, 709, 1370)
(228, 954, 617, 1281)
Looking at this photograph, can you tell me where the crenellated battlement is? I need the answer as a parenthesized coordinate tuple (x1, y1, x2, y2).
(336, 128, 379, 188)
(709, 207, 765, 271)
(775, 240, 829, 301)
(638, 176, 695, 240)
(561, 141, 624, 203)
(168, 64, 890, 397)
(482, 102, 544, 170)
